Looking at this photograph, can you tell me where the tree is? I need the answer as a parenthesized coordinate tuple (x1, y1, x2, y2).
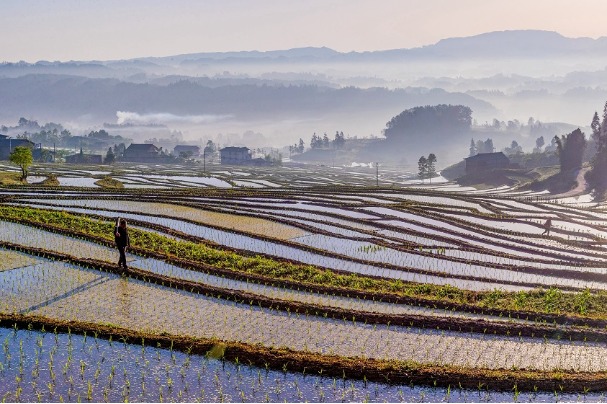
(591, 111, 601, 149)
(418, 153, 438, 182)
(484, 139, 495, 153)
(475, 138, 494, 154)
(310, 133, 323, 149)
(322, 132, 330, 148)
(104, 147, 115, 164)
(9, 146, 33, 180)
(417, 156, 428, 181)
(503, 140, 523, 156)
(333, 131, 346, 149)
(427, 153, 437, 180)
(88, 129, 110, 139)
(205, 140, 217, 154)
(383, 104, 472, 142)
(555, 128, 586, 172)
(469, 139, 477, 157)
(297, 138, 305, 153)
(586, 104, 607, 199)
(533, 136, 545, 153)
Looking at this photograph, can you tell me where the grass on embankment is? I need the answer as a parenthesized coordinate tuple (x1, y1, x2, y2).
(3, 205, 607, 320)
(0, 171, 24, 185)
(94, 176, 124, 189)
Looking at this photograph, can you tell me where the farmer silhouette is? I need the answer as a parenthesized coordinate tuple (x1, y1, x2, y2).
(541, 218, 552, 236)
(115, 218, 130, 269)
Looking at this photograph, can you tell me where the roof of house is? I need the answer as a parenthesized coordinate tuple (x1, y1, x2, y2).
(0, 138, 35, 147)
(126, 143, 160, 152)
(464, 152, 509, 162)
(220, 147, 250, 152)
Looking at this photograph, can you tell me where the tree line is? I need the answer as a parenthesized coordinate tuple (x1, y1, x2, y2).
(586, 103, 607, 198)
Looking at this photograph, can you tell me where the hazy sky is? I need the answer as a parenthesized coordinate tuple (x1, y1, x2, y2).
(3, 0, 607, 62)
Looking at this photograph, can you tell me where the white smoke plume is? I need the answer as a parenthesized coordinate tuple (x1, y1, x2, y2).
(116, 111, 231, 125)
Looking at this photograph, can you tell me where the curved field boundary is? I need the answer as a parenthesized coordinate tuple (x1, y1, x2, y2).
(12, 199, 607, 284)
(3, 235, 607, 338)
(2, 313, 607, 393)
(4, 210, 607, 327)
(9, 190, 605, 256)
(2, 209, 592, 294)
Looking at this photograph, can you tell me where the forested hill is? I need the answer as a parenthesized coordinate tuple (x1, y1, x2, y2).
(0, 75, 494, 123)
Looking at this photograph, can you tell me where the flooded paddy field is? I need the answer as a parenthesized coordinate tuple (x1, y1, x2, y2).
(3, 162, 607, 401)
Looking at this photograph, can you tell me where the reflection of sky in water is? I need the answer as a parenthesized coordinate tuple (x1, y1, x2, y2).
(0, 326, 603, 402)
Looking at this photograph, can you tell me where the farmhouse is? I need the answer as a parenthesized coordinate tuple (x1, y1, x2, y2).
(220, 147, 252, 165)
(464, 152, 510, 174)
(0, 138, 36, 160)
(65, 152, 103, 164)
(122, 143, 164, 163)
(174, 145, 201, 157)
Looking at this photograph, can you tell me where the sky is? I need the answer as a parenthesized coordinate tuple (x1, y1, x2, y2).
(3, 0, 607, 62)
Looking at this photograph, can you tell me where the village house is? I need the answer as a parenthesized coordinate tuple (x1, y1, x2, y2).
(464, 152, 510, 175)
(220, 147, 252, 165)
(121, 143, 167, 163)
(0, 137, 36, 160)
(65, 150, 103, 164)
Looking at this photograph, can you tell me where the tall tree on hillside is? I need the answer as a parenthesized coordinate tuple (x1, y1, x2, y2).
(383, 104, 472, 142)
(555, 128, 587, 172)
(310, 133, 322, 149)
(297, 138, 305, 153)
(591, 111, 602, 148)
(322, 132, 330, 148)
(333, 131, 346, 149)
(586, 103, 607, 199)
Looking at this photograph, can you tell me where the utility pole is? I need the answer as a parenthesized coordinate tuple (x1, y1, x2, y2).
(203, 150, 206, 172)
(375, 162, 379, 187)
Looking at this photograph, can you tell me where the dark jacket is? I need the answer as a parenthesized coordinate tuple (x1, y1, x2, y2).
(115, 226, 130, 247)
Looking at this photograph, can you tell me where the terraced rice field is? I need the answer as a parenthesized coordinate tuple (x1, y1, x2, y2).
(3, 163, 607, 401)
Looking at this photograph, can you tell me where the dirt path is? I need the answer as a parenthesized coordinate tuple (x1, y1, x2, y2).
(554, 167, 590, 198)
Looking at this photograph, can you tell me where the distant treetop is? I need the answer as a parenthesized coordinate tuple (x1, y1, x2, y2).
(382, 104, 472, 142)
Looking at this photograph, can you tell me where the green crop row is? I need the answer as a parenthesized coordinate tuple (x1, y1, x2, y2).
(3, 205, 607, 321)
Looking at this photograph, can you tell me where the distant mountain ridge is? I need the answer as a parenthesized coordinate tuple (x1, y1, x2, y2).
(130, 30, 607, 65)
(3, 30, 606, 66)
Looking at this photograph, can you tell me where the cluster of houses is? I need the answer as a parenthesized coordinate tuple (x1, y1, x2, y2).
(0, 135, 270, 167)
(108, 144, 270, 165)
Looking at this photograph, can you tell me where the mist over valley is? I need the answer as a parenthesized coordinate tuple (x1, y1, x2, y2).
(2, 30, 606, 165)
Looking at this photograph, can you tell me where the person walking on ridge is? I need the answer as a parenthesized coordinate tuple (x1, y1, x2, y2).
(542, 218, 552, 236)
(115, 218, 130, 269)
